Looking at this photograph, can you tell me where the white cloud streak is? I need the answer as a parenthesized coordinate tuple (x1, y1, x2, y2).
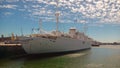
(0, 4, 17, 9)
(4, 12, 13, 15)
(5, 0, 19, 2)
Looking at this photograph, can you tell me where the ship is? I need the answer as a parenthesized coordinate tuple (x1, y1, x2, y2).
(20, 16, 91, 54)
(20, 2, 91, 54)
(20, 27, 92, 54)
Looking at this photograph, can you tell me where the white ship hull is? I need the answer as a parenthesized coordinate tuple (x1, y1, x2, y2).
(22, 37, 91, 54)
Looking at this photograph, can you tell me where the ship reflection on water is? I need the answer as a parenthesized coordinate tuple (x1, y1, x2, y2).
(0, 45, 120, 68)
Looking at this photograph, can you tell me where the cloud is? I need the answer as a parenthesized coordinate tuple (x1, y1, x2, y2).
(4, 12, 13, 15)
(5, 0, 19, 2)
(18, 9, 26, 11)
(32, 5, 41, 8)
(49, 1, 57, 5)
(0, 4, 17, 9)
(88, 23, 103, 27)
(78, 20, 86, 23)
(0, 0, 120, 24)
(0, 0, 19, 3)
(0, 0, 4, 3)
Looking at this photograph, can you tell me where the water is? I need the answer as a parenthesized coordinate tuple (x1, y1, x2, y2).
(0, 45, 120, 68)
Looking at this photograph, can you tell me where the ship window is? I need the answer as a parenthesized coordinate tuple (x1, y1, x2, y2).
(83, 41, 85, 44)
(52, 40, 56, 42)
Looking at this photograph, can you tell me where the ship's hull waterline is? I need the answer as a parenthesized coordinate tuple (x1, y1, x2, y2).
(22, 37, 91, 54)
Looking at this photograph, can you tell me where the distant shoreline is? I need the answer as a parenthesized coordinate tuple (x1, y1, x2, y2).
(96, 45, 120, 49)
(100, 42, 120, 45)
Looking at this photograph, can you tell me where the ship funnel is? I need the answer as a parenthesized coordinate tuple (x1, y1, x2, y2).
(69, 27, 76, 34)
(69, 27, 77, 38)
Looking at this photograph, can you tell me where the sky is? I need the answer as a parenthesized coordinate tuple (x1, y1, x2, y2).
(0, 0, 120, 43)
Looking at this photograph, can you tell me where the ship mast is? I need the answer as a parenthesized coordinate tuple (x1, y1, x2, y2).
(55, 0, 59, 32)
(21, 26, 23, 36)
(83, 22, 87, 34)
(83, 18, 88, 41)
(39, 19, 42, 33)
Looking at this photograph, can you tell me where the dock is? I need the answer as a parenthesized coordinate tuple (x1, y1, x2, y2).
(0, 43, 26, 58)
(0, 43, 21, 46)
